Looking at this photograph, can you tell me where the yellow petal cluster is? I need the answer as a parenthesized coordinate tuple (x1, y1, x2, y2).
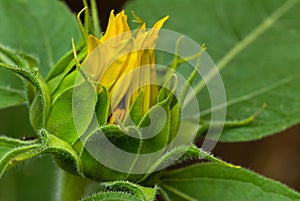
(86, 10, 168, 123)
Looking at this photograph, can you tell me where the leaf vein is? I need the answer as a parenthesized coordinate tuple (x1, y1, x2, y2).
(193, 0, 300, 95)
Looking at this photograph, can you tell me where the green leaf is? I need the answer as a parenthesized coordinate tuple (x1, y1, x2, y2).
(81, 191, 142, 201)
(159, 163, 300, 201)
(138, 145, 236, 183)
(0, 72, 25, 109)
(0, 0, 81, 76)
(0, 136, 41, 178)
(125, 0, 300, 141)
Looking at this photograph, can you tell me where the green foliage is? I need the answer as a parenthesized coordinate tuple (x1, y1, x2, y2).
(0, 0, 300, 201)
(125, 0, 300, 142)
(0, 45, 38, 109)
(159, 163, 300, 201)
(0, 69, 25, 109)
(0, 0, 81, 76)
(0, 63, 51, 130)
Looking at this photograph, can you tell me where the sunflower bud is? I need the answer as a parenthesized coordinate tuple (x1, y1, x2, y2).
(30, 10, 183, 183)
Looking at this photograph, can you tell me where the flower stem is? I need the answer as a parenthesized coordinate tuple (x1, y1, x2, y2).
(56, 170, 90, 201)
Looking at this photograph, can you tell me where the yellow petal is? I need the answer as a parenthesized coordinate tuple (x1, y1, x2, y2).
(100, 10, 116, 42)
(153, 16, 169, 29)
(140, 59, 152, 114)
(99, 38, 134, 89)
(87, 35, 100, 55)
(110, 45, 140, 110)
(115, 10, 130, 35)
(140, 50, 157, 114)
(134, 23, 146, 41)
(143, 16, 169, 49)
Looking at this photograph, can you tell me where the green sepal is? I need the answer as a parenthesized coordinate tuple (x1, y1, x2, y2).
(0, 63, 50, 130)
(81, 0, 90, 41)
(0, 130, 84, 179)
(101, 181, 158, 201)
(78, 0, 101, 43)
(0, 45, 39, 68)
(169, 102, 180, 143)
(51, 70, 78, 103)
(42, 131, 84, 176)
(30, 95, 44, 132)
(80, 191, 142, 201)
(71, 124, 124, 157)
(157, 73, 177, 104)
(25, 82, 37, 106)
(89, 124, 141, 153)
(90, 0, 101, 36)
(46, 87, 79, 145)
(46, 71, 97, 144)
(123, 90, 144, 127)
(0, 135, 41, 178)
(77, 125, 143, 181)
(0, 45, 19, 65)
(95, 86, 110, 126)
(47, 47, 87, 94)
(46, 46, 87, 94)
(78, 148, 130, 182)
(138, 103, 171, 154)
(46, 38, 85, 82)
(137, 84, 176, 154)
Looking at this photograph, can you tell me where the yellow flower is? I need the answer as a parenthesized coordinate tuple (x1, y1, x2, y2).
(85, 10, 168, 124)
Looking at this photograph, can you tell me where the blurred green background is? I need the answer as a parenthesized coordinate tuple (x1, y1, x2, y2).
(0, 0, 300, 201)
(0, 106, 55, 200)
